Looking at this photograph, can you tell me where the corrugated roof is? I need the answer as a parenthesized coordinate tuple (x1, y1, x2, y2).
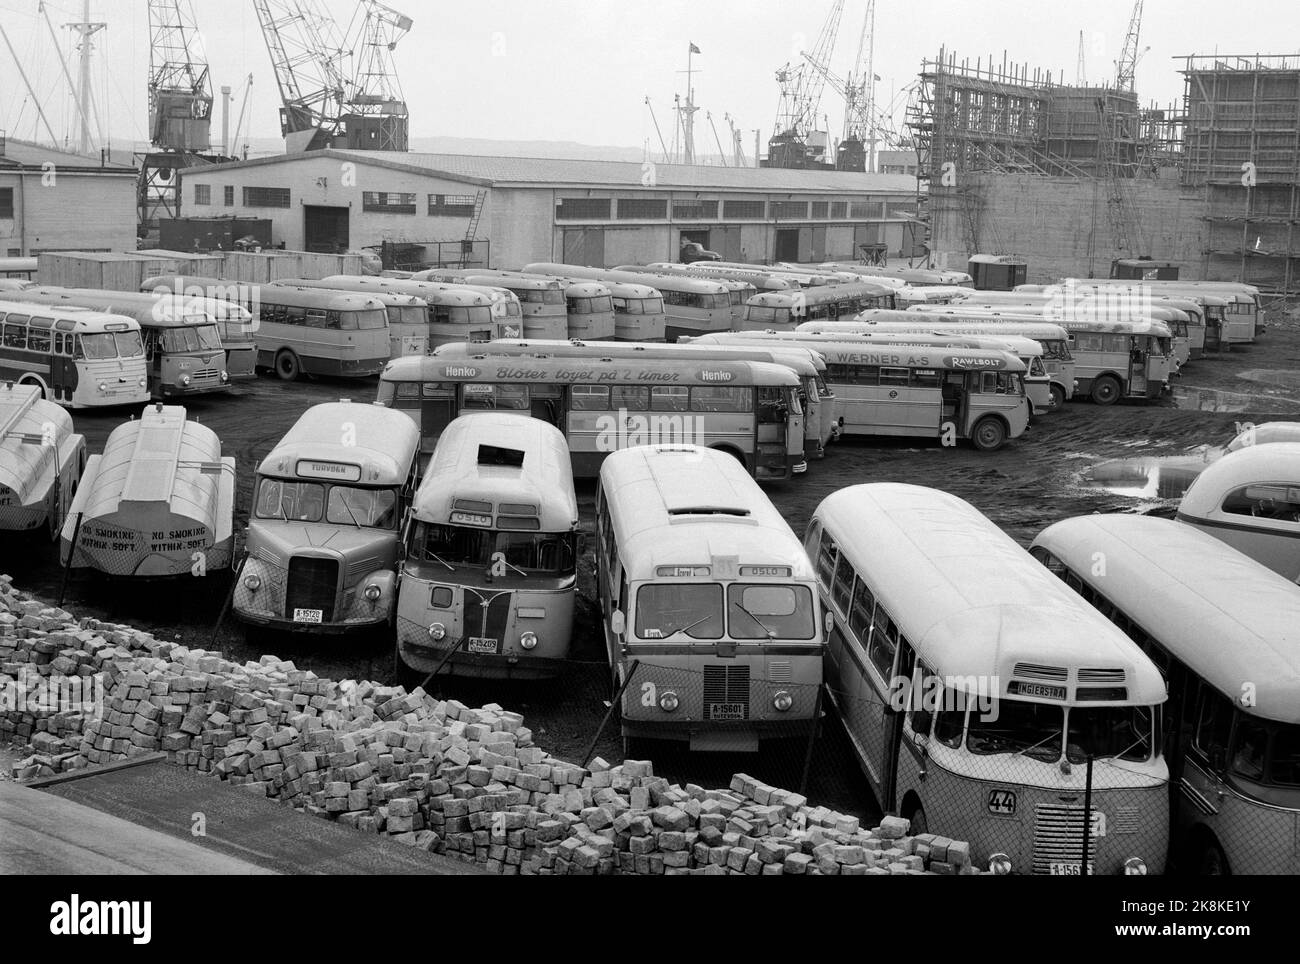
(0, 138, 136, 172)
(189, 149, 917, 194)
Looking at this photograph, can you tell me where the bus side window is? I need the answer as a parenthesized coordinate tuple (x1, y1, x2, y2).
(611, 385, 648, 411)
(2, 322, 27, 349)
(286, 306, 308, 326)
(570, 385, 610, 411)
(879, 367, 909, 386)
(305, 309, 327, 329)
(1192, 685, 1234, 772)
(848, 577, 874, 645)
(867, 606, 898, 679)
(802, 520, 821, 560)
(831, 552, 854, 614)
(650, 386, 689, 412)
(816, 531, 836, 591)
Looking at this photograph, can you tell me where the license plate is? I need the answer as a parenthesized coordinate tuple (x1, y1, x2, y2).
(467, 637, 499, 654)
(708, 702, 747, 721)
(293, 608, 323, 623)
(1050, 862, 1093, 876)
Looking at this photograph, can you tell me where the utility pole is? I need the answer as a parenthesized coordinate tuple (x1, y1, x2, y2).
(67, 0, 107, 154)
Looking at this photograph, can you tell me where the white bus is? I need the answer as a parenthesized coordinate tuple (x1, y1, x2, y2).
(1055, 279, 1262, 345)
(739, 283, 896, 330)
(1030, 513, 1300, 874)
(1176, 442, 1300, 582)
(0, 301, 149, 408)
(395, 413, 580, 680)
(597, 444, 823, 752)
(689, 332, 1030, 452)
(313, 274, 510, 346)
(0, 382, 86, 540)
(415, 270, 567, 341)
(0, 257, 38, 281)
(275, 279, 433, 357)
(810, 483, 1170, 874)
(235, 402, 421, 632)
(810, 263, 975, 288)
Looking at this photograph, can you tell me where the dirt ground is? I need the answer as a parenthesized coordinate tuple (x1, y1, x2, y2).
(5, 312, 1299, 816)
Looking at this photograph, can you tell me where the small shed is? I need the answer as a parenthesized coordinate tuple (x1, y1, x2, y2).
(36, 252, 183, 292)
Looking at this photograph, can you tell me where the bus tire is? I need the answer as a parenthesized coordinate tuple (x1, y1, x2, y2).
(1049, 383, 1067, 411)
(1090, 374, 1121, 406)
(970, 416, 1007, 452)
(1193, 835, 1229, 876)
(712, 445, 748, 469)
(903, 798, 928, 836)
(274, 349, 301, 382)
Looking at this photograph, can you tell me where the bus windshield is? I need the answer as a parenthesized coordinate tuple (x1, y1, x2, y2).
(726, 584, 815, 639)
(392, 306, 427, 327)
(1066, 705, 1154, 764)
(76, 330, 145, 359)
(254, 478, 397, 528)
(161, 324, 223, 353)
(620, 297, 663, 315)
(635, 584, 724, 639)
(967, 699, 1063, 761)
(413, 523, 576, 574)
(746, 305, 792, 324)
(1230, 717, 1300, 788)
(353, 308, 388, 330)
(522, 289, 566, 305)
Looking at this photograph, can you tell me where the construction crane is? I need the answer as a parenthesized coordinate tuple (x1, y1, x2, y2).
(766, 0, 845, 168)
(253, 0, 411, 153)
(801, 0, 877, 171)
(1115, 0, 1144, 92)
(724, 113, 747, 167)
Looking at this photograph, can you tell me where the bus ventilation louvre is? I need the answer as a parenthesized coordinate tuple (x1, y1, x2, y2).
(478, 444, 525, 467)
(703, 664, 751, 720)
(1032, 805, 1091, 874)
(285, 557, 338, 620)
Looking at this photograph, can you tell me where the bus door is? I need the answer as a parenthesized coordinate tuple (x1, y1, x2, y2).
(420, 381, 458, 444)
(530, 383, 563, 428)
(756, 385, 789, 449)
(1127, 339, 1149, 396)
(52, 333, 77, 400)
(941, 371, 966, 432)
(1204, 310, 1223, 351)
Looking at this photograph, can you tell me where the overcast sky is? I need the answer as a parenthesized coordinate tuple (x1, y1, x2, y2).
(1, 0, 1297, 156)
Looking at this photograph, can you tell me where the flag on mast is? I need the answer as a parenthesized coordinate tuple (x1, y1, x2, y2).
(689, 43, 701, 54)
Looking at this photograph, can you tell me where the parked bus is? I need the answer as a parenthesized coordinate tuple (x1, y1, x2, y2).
(1057, 279, 1262, 344)
(1225, 420, 1300, 452)
(433, 337, 836, 459)
(0, 382, 86, 540)
(415, 270, 567, 340)
(377, 353, 806, 481)
(679, 261, 864, 288)
(810, 263, 975, 288)
(619, 262, 795, 294)
(740, 283, 895, 330)
(602, 280, 668, 341)
(142, 277, 391, 381)
(791, 327, 1056, 414)
(0, 300, 149, 408)
(811, 483, 1169, 873)
(834, 314, 1078, 408)
(140, 280, 258, 379)
(521, 263, 733, 340)
(1030, 514, 1300, 874)
(381, 270, 526, 331)
(276, 279, 432, 357)
(234, 401, 421, 632)
(395, 413, 579, 680)
(0, 287, 230, 399)
(1175, 442, 1300, 582)
(688, 332, 1029, 451)
(312, 274, 510, 347)
(1009, 285, 1211, 359)
(0, 257, 39, 281)
(912, 308, 1173, 404)
(597, 444, 823, 752)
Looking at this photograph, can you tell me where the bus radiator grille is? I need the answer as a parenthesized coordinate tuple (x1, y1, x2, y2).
(463, 589, 512, 645)
(703, 665, 750, 720)
(285, 557, 339, 621)
(1031, 804, 1091, 874)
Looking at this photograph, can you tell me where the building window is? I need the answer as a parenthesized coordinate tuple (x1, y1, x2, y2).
(810, 201, 829, 219)
(831, 201, 848, 218)
(886, 201, 917, 219)
(223, 185, 234, 207)
(671, 199, 718, 220)
(428, 194, 477, 217)
(771, 200, 807, 219)
(362, 191, 417, 214)
(243, 186, 291, 208)
(555, 198, 612, 221)
(0, 188, 12, 219)
(722, 199, 765, 219)
(617, 198, 667, 220)
(194, 184, 211, 205)
(850, 200, 882, 219)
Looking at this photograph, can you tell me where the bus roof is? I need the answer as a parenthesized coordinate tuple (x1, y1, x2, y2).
(0, 382, 76, 506)
(432, 338, 822, 376)
(143, 276, 389, 313)
(81, 403, 225, 521)
(842, 314, 1072, 341)
(273, 279, 428, 308)
(1226, 421, 1300, 452)
(967, 254, 1026, 264)
(1178, 442, 1300, 518)
(0, 299, 142, 333)
(413, 413, 577, 530)
(933, 307, 1173, 336)
(746, 282, 894, 307)
(600, 445, 813, 579)
(1031, 514, 1300, 723)
(816, 484, 1166, 704)
(0, 287, 215, 327)
(557, 280, 612, 297)
(522, 263, 732, 295)
(688, 332, 1028, 372)
(616, 263, 795, 291)
(258, 402, 421, 484)
(441, 272, 564, 292)
(794, 328, 1044, 356)
(316, 275, 494, 307)
(381, 353, 802, 386)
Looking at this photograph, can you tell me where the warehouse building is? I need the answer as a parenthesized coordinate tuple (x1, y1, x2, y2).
(175, 150, 919, 269)
(0, 136, 139, 256)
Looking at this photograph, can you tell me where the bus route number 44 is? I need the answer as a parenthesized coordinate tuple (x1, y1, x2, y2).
(987, 788, 1017, 815)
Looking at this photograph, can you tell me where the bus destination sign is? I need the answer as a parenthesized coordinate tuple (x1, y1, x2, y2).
(296, 460, 362, 482)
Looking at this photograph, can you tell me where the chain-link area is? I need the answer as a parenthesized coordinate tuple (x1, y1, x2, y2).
(54, 511, 233, 588)
(226, 551, 397, 631)
(0, 502, 60, 541)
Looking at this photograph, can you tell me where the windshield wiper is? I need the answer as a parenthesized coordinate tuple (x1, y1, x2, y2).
(423, 549, 455, 572)
(491, 553, 528, 578)
(337, 494, 363, 529)
(732, 601, 776, 639)
(664, 613, 715, 639)
(1016, 730, 1064, 760)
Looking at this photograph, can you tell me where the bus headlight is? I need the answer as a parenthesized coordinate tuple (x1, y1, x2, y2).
(363, 584, 382, 601)
(243, 574, 261, 591)
(428, 622, 446, 640)
(773, 690, 794, 712)
(989, 853, 1012, 875)
(1123, 857, 1147, 876)
(658, 690, 680, 712)
(519, 631, 538, 650)
(221, 370, 229, 382)
(138, 377, 147, 388)
(98, 381, 107, 392)
(181, 375, 191, 386)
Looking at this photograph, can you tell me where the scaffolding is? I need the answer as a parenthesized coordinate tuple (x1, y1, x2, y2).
(1181, 53, 1300, 298)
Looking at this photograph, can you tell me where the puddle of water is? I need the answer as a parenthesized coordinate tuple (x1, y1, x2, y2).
(1079, 453, 1216, 500)
(1171, 385, 1300, 414)
(1240, 369, 1300, 392)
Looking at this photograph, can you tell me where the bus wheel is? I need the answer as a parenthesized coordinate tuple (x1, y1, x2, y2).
(970, 417, 1006, 452)
(1195, 837, 1229, 876)
(905, 804, 929, 836)
(1049, 384, 1067, 411)
(1090, 375, 1121, 406)
(274, 350, 301, 382)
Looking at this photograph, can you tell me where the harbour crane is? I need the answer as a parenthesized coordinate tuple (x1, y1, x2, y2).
(801, 0, 877, 171)
(766, 0, 844, 168)
(1114, 0, 1144, 92)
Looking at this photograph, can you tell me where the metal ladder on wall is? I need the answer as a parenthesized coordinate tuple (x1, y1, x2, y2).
(461, 190, 488, 267)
